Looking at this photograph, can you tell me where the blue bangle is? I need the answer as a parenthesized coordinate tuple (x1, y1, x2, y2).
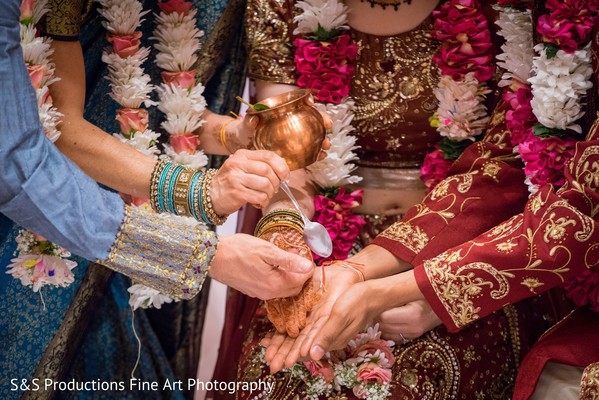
(188, 171, 203, 221)
(156, 161, 175, 213)
(165, 164, 185, 214)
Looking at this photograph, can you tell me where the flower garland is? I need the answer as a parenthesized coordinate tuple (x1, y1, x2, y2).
(6, 0, 78, 297)
(259, 324, 394, 400)
(98, 0, 209, 309)
(420, 0, 494, 190)
(523, 0, 596, 194)
(293, 0, 364, 263)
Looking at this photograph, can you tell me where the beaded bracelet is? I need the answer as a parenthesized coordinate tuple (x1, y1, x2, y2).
(200, 169, 229, 225)
(255, 209, 304, 238)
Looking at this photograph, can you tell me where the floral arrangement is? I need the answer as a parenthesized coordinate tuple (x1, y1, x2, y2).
(98, 0, 209, 309)
(6, 0, 79, 297)
(311, 187, 365, 264)
(523, 0, 596, 194)
(293, 0, 364, 262)
(266, 324, 394, 399)
(421, 0, 494, 190)
(7, 231, 76, 293)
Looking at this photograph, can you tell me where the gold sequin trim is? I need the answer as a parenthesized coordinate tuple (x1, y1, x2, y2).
(98, 205, 217, 299)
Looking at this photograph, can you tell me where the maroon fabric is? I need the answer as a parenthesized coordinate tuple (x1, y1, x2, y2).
(513, 307, 599, 400)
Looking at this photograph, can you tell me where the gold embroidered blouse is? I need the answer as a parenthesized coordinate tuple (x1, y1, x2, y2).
(245, 0, 442, 169)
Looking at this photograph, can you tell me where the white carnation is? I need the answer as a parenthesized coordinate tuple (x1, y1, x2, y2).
(21, 33, 53, 65)
(294, 0, 349, 35)
(307, 98, 362, 187)
(163, 145, 209, 170)
(495, 7, 533, 86)
(97, 0, 149, 35)
(128, 284, 177, 310)
(33, 0, 49, 25)
(434, 73, 490, 140)
(114, 129, 160, 157)
(157, 83, 207, 134)
(529, 43, 593, 133)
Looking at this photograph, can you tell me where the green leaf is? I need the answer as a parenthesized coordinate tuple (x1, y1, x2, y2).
(309, 26, 341, 41)
(533, 123, 568, 138)
(439, 138, 471, 160)
(545, 44, 559, 59)
(321, 186, 340, 199)
(253, 103, 270, 111)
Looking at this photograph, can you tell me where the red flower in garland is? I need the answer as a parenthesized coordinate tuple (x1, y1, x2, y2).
(519, 135, 577, 188)
(503, 83, 536, 147)
(312, 188, 365, 263)
(420, 147, 453, 190)
(537, 0, 599, 53)
(294, 34, 358, 104)
(432, 0, 495, 82)
(564, 268, 599, 312)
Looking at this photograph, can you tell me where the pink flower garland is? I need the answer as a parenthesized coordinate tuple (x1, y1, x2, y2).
(293, 17, 362, 263)
(420, 0, 494, 190)
(537, 0, 599, 53)
(311, 187, 365, 264)
(294, 35, 358, 105)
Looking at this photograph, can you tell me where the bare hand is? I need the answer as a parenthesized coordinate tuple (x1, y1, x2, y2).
(209, 234, 313, 299)
(210, 149, 290, 214)
(377, 300, 441, 343)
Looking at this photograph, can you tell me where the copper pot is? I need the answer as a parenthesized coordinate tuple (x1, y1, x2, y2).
(248, 89, 326, 171)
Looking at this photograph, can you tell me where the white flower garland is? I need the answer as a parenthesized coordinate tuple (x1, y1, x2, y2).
(529, 44, 593, 134)
(6, 0, 78, 298)
(494, 6, 534, 88)
(97, 0, 210, 309)
(293, 0, 361, 188)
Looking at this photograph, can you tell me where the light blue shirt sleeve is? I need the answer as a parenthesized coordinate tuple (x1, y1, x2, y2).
(0, 0, 125, 261)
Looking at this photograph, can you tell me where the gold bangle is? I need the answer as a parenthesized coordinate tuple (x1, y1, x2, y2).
(172, 167, 198, 217)
(149, 159, 169, 213)
(202, 169, 229, 225)
(255, 209, 304, 237)
(219, 117, 237, 154)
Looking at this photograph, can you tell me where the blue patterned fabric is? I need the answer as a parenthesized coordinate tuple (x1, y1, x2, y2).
(1, 0, 238, 398)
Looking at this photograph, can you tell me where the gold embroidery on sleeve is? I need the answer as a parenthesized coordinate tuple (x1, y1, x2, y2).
(424, 190, 598, 328)
(46, 0, 83, 38)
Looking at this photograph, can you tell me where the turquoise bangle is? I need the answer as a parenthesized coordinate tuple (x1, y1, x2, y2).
(188, 171, 203, 221)
(165, 164, 184, 214)
(156, 162, 175, 213)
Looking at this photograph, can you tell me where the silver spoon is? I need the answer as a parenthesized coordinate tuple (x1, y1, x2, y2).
(279, 181, 333, 257)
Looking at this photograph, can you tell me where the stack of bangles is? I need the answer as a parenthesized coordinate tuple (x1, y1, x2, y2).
(255, 209, 304, 237)
(150, 159, 228, 225)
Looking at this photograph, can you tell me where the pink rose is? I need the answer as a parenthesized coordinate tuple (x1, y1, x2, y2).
(503, 84, 536, 146)
(564, 269, 599, 312)
(116, 108, 149, 137)
(158, 0, 192, 14)
(354, 339, 395, 367)
(27, 64, 51, 90)
(161, 70, 196, 88)
(356, 362, 392, 385)
(294, 34, 358, 104)
(20, 0, 35, 23)
(537, 0, 598, 52)
(303, 360, 334, 383)
(431, 0, 495, 81)
(108, 32, 142, 58)
(170, 134, 201, 154)
(421, 148, 453, 190)
(519, 136, 577, 188)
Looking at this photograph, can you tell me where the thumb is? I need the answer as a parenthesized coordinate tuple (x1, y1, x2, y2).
(266, 246, 313, 274)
